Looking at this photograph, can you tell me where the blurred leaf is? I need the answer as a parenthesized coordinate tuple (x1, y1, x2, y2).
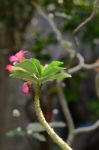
(6, 127, 24, 137)
(27, 123, 45, 132)
(32, 133, 46, 142)
(27, 121, 66, 133)
(88, 100, 99, 110)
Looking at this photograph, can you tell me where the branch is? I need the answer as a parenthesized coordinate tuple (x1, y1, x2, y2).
(33, 2, 99, 73)
(73, 0, 99, 35)
(33, 2, 62, 42)
(72, 0, 99, 63)
(34, 87, 72, 150)
(74, 120, 99, 134)
(33, 1, 99, 144)
(68, 59, 99, 74)
(56, 81, 75, 145)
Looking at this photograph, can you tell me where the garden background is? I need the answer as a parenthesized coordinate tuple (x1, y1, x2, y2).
(0, 0, 99, 150)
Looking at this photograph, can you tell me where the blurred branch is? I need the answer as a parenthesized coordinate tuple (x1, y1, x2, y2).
(73, 0, 99, 35)
(33, 2, 99, 72)
(74, 120, 99, 134)
(68, 57, 99, 74)
(71, 0, 99, 66)
(33, 1, 99, 145)
(33, 2, 62, 42)
(56, 81, 75, 145)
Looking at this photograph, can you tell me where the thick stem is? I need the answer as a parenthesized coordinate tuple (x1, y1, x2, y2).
(33, 87, 73, 150)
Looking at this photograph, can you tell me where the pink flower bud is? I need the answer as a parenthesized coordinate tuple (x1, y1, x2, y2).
(21, 82, 31, 94)
(5, 64, 17, 72)
(9, 55, 18, 62)
(9, 50, 27, 63)
(15, 50, 27, 62)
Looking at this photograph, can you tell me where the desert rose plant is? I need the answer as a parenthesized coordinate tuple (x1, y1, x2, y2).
(6, 50, 72, 150)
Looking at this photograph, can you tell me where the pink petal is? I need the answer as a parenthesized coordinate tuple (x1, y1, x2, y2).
(15, 50, 27, 61)
(9, 55, 18, 62)
(21, 82, 30, 94)
(5, 64, 16, 72)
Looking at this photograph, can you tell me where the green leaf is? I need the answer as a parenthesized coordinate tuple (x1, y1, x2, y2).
(6, 127, 24, 137)
(49, 61, 64, 66)
(27, 123, 45, 132)
(32, 133, 46, 142)
(42, 61, 65, 77)
(16, 59, 40, 78)
(31, 58, 43, 77)
(27, 122, 66, 134)
(42, 66, 63, 77)
(10, 70, 37, 82)
(41, 72, 71, 83)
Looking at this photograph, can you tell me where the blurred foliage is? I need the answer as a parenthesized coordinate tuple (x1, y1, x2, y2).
(39, 0, 99, 44)
(88, 99, 99, 120)
(0, 0, 34, 31)
(6, 122, 66, 142)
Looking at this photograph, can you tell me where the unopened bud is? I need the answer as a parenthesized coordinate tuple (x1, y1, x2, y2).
(53, 109, 59, 115)
(12, 109, 20, 118)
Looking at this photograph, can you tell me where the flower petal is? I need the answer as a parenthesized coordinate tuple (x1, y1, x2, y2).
(9, 55, 18, 62)
(21, 82, 30, 94)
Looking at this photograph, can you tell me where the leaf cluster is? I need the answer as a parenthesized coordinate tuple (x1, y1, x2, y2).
(10, 58, 71, 85)
(6, 121, 66, 142)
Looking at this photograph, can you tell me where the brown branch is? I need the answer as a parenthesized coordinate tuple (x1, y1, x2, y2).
(74, 120, 99, 134)
(73, 0, 99, 35)
(56, 81, 75, 145)
(68, 60, 99, 74)
(72, 0, 99, 65)
(33, 2, 62, 42)
(33, 1, 99, 144)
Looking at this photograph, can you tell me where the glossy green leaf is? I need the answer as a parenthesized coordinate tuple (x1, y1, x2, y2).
(41, 72, 71, 83)
(31, 58, 43, 77)
(42, 66, 63, 77)
(16, 59, 40, 78)
(42, 60, 65, 77)
(10, 70, 37, 83)
(49, 61, 64, 66)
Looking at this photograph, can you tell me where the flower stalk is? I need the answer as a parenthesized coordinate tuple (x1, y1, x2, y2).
(33, 86, 73, 150)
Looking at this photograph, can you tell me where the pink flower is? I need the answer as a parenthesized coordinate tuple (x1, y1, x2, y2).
(21, 82, 31, 94)
(9, 56, 18, 62)
(9, 50, 27, 63)
(5, 64, 17, 72)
